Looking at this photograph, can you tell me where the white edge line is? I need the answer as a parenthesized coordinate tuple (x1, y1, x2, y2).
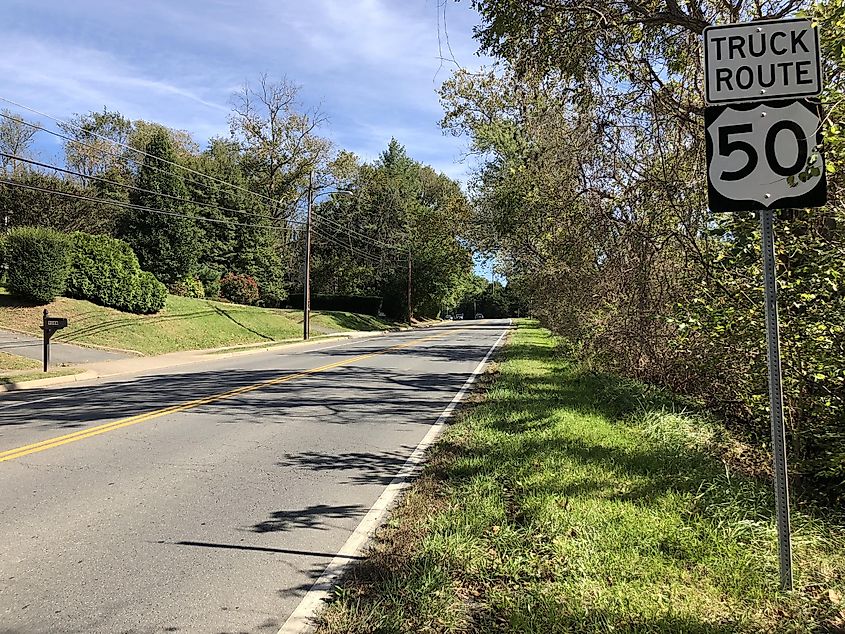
(277, 320, 512, 634)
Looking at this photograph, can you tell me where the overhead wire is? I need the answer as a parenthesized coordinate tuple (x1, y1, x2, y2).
(0, 152, 305, 227)
(2, 97, 402, 248)
(1, 98, 409, 252)
(0, 177, 296, 233)
(0, 111, 288, 225)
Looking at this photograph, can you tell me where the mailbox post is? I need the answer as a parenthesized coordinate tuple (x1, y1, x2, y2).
(40, 309, 68, 372)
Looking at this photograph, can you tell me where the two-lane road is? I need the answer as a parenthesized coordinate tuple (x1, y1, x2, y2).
(0, 320, 509, 634)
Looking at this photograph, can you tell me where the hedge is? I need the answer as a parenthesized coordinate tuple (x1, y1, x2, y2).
(6, 227, 72, 304)
(286, 294, 382, 316)
(130, 271, 168, 314)
(65, 232, 166, 314)
(66, 232, 141, 311)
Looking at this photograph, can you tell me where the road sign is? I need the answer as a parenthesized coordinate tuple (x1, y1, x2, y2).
(705, 99, 825, 212)
(704, 18, 821, 104)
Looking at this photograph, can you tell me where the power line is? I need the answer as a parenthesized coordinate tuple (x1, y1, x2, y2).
(312, 228, 406, 266)
(0, 151, 305, 227)
(1, 101, 409, 252)
(1, 109, 403, 249)
(0, 111, 287, 226)
(0, 96, 293, 216)
(0, 177, 296, 233)
(312, 228, 387, 264)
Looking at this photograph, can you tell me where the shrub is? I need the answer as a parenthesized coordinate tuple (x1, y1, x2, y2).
(220, 273, 259, 305)
(66, 232, 142, 311)
(6, 226, 71, 304)
(195, 265, 221, 299)
(204, 278, 221, 300)
(130, 271, 167, 314)
(168, 275, 204, 299)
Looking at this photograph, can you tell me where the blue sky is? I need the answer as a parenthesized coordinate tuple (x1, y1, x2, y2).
(3, 0, 496, 277)
(2, 0, 487, 182)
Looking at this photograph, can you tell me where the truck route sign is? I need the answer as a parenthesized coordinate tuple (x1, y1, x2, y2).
(704, 18, 821, 104)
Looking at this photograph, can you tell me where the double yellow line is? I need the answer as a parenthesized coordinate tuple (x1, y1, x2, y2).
(0, 328, 462, 464)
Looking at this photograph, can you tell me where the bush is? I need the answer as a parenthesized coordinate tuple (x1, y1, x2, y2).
(6, 226, 71, 304)
(130, 271, 167, 314)
(285, 294, 382, 316)
(195, 265, 221, 299)
(204, 278, 221, 300)
(66, 232, 142, 311)
(220, 273, 259, 305)
(168, 275, 204, 299)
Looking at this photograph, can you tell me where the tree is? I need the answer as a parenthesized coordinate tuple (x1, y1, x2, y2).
(0, 110, 38, 174)
(444, 0, 845, 500)
(120, 129, 198, 284)
(228, 75, 331, 215)
(58, 108, 132, 179)
(184, 138, 288, 305)
(311, 140, 474, 319)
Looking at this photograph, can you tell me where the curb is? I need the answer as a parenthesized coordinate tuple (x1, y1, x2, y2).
(0, 370, 98, 393)
(0, 324, 437, 394)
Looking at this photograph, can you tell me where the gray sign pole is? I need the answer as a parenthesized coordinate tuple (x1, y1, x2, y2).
(760, 208, 793, 592)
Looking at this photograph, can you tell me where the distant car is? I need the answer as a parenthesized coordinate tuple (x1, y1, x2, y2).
(455, 313, 464, 320)
(475, 313, 484, 319)
(444, 314, 454, 320)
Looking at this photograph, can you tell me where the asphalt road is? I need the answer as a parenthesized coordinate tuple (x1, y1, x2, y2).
(0, 320, 509, 634)
(0, 329, 132, 365)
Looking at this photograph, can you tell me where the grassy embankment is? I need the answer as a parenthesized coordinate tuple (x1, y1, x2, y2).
(0, 351, 82, 384)
(316, 322, 844, 633)
(0, 290, 396, 356)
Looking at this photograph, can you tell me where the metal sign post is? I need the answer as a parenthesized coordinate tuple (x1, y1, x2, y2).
(760, 209, 793, 591)
(702, 17, 827, 593)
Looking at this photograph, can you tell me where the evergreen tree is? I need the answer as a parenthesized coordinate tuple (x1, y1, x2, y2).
(120, 129, 198, 284)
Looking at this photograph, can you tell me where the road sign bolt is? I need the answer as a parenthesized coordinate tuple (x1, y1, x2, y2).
(761, 112, 767, 117)
(765, 193, 771, 198)
(761, 89, 766, 94)
(756, 27, 763, 32)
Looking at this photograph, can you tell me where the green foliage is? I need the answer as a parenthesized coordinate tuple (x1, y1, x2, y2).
(6, 226, 71, 304)
(220, 272, 259, 305)
(312, 139, 475, 320)
(66, 232, 141, 311)
(129, 271, 167, 314)
(63, 232, 167, 314)
(119, 128, 198, 284)
(443, 0, 845, 501)
(168, 275, 204, 299)
(0, 171, 120, 235)
(195, 264, 222, 299)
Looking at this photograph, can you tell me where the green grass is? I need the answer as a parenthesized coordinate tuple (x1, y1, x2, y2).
(0, 367, 82, 384)
(0, 351, 41, 372)
(0, 291, 396, 356)
(316, 322, 845, 633)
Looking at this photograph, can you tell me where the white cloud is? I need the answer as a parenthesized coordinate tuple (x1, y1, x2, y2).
(3, 0, 489, 182)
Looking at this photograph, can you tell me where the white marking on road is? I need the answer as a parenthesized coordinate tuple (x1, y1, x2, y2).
(277, 322, 511, 634)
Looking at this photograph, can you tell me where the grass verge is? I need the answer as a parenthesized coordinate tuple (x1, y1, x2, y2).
(316, 322, 845, 633)
(0, 367, 82, 384)
(0, 291, 396, 356)
(0, 351, 41, 372)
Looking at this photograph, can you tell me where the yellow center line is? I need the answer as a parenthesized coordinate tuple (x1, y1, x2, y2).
(0, 327, 468, 464)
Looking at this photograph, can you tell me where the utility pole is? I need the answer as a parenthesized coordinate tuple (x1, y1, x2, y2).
(407, 246, 412, 324)
(303, 170, 313, 341)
